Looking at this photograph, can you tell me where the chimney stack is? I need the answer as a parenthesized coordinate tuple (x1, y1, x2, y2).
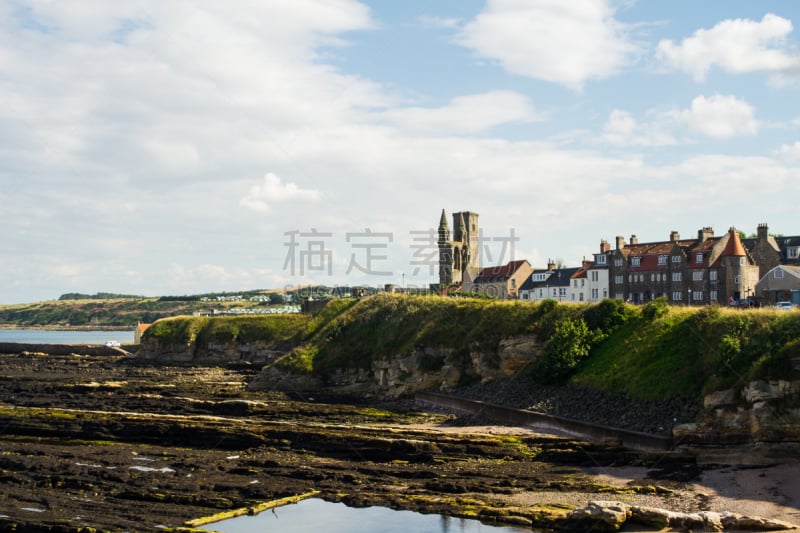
(615, 236, 625, 250)
(547, 259, 556, 271)
(600, 239, 611, 253)
(630, 234, 638, 245)
(757, 223, 769, 240)
(697, 227, 714, 243)
(670, 231, 680, 242)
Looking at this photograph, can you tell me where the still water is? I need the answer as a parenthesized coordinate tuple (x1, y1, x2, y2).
(0, 329, 134, 345)
(204, 499, 532, 533)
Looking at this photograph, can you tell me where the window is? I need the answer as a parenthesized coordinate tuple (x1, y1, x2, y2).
(672, 255, 681, 263)
(739, 257, 744, 266)
(614, 275, 623, 284)
(559, 288, 566, 297)
(597, 255, 607, 264)
(631, 257, 641, 266)
(693, 291, 703, 301)
(710, 290, 718, 301)
(658, 255, 667, 265)
(734, 276, 740, 284)
(672, 272, 682, 282)
(672, 291, 683, 301)
(511, 279, 516, 289)
(521, 293, 528, 300)
(692, 271, 703, 281)
(775, 269, 784, 279)
(573, 280, 578, 287)
(710, 270, 717, 281)
(581, 279, 585, 287)
(571, 294, 576, 301)
(615, 292, 624, 299)
(591, 288, 598, 299)
(538, 289, 543, 298)
(614, 258, 623, 267)
(788, 247, 800, 259)
(579, 293, 584, 301)
(696, 253, 703, 263)
(604, 288, 608, 298)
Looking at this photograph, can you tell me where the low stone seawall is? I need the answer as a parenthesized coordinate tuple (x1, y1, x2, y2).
(417, 391, 673, 452)
(0, 342, 133, 357)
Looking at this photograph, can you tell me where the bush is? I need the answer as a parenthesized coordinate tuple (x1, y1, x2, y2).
(532, 317, 593, 384)
(642, 297, 669, 321)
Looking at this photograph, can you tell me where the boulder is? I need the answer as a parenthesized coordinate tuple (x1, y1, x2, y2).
(721, 512, 798, 531)
(567, 501, 630, 532)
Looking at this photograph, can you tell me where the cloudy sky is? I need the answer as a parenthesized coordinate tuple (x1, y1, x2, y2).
(3, 0, 800, 303)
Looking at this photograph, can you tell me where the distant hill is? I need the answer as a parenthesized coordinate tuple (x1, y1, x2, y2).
(58, 292, 144, 300)
(0, 296, 284, 328)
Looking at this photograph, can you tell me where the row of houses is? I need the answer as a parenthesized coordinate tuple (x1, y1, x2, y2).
(438, 211, 800, 306)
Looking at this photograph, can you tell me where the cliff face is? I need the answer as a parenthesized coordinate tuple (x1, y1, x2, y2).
(136, 314, 309, 365)
(675, 379, 800, 460)
(248, 335, 543, 397)
(137, 335, 292, 366)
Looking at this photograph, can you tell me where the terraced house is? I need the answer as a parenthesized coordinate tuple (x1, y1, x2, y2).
(607, 227, 760, 305)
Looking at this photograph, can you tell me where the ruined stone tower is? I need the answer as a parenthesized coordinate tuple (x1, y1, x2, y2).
(438, 209, 479, 287)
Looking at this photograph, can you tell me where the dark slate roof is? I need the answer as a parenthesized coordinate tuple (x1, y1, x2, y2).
(520, 267, 580, 290)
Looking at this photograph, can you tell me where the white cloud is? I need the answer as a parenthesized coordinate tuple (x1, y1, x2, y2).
(380, 91, 541, 134)
(456, 0, 640, 90)
(418, 15, 461, 29)
(656, 13, 800, 81)
(672, 94, 759, 139)
(602, 109, 677, 147)
(601, 95, 757, 145)
(240, 173, 322, 213)
(777, 141, 800, 161)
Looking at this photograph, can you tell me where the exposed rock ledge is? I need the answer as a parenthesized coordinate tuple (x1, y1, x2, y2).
(566, 500, 797, 532)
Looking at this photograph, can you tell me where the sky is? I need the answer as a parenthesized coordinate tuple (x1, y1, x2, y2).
(2, 0, 800, 303)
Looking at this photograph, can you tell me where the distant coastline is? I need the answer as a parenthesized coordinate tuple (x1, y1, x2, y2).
(0, 324, 134, 331)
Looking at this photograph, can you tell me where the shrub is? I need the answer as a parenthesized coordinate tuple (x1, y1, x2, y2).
(532, 317, 593, 384)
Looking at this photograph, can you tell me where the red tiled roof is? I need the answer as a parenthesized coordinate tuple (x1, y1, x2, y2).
(474, 259, 530, 282)
(720, 227, 747, 257)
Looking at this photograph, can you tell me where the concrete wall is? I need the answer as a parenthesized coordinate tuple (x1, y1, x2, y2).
(416, 391, 673, 452)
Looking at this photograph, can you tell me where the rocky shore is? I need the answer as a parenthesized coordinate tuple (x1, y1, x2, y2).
(0, 351, 796, 532)
(452, 377, 702, 436)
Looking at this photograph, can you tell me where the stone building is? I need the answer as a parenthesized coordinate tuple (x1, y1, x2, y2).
(743, 223, 800, 279)
(607, 227, 759, 305)
(464, 259, 533, 300)
(437, 209, 480, 288)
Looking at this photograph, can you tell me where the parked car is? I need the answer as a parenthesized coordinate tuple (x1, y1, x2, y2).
(105, 340, 121, 347)
(774, 301, 796, 311)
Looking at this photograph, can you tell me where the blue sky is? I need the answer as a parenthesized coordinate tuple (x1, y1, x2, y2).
(2, 0, 800, 303)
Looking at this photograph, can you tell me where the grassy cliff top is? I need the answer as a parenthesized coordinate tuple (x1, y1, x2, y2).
(145, 294, 800, 400)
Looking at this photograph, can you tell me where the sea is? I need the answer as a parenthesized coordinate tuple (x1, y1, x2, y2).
(0, 329, 135, 345)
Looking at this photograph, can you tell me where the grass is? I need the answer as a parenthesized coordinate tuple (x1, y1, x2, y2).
(0, 298, 290, 327)
(144, 314, 311, 346)
(143, 294, 800, 402)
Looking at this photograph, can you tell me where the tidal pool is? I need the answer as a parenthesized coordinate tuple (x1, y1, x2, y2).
(204, 498, 533, 533)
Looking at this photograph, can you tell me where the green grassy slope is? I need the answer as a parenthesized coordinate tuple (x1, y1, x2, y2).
(145, 294, 800, 400)
(0, 298, 279, 327)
